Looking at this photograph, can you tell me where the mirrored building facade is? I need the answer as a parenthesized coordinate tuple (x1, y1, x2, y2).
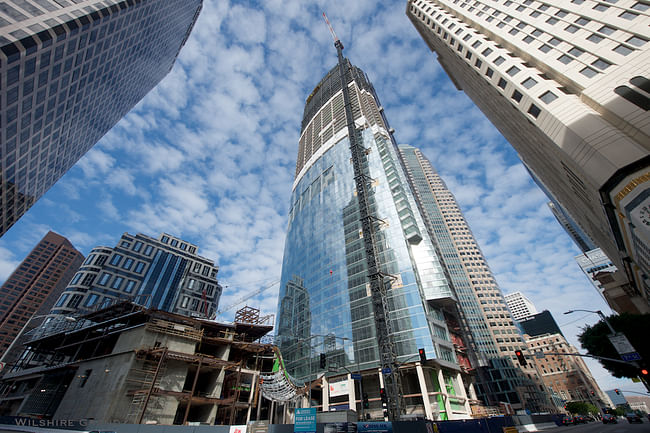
(0, 0, 202, 236)
(277, 61, 460, 377)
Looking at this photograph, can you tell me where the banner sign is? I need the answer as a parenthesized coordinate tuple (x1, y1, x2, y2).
(295, 408, 317, 433)
(329, 380, 350, 397)
(357, 422, 393, 432)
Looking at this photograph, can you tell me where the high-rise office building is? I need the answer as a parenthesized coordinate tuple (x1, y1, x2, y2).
(573, 248, 638, 312)
(504, 291, 538, 321)
(548, 202, 597, 254)
(406, 0, 650, 312)
(48, 232, 221, 322)
(399, 145, 550, 411)
(0, 0, 202, 236)
(526, 161, 642, 314)
(0, 231, 83, 366)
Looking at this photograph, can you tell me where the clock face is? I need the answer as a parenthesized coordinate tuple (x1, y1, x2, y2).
(637, 205, 650, 227)
(629, 197, 650, 247)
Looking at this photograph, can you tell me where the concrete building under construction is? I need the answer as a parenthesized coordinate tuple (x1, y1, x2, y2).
(0, 302, 274, 425)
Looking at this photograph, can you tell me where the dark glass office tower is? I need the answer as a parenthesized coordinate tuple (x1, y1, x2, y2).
(276, 58, 476, 420)
(0, 0, 202, 236)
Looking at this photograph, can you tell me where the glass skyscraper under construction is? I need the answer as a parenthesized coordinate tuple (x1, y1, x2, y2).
(276, 51, 478, 419)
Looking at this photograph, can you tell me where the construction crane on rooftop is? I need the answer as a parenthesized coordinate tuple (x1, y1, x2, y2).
(212, 279, 280, 319)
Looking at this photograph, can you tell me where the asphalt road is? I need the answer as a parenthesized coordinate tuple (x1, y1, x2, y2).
(544, 420, 650, 433)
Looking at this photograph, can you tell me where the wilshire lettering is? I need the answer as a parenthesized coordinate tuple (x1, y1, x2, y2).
(15, 419, 88, 427)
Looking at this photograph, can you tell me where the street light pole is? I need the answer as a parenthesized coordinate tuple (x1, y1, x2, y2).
(564, 309, 649, 392)
(564, 309, 616, 335)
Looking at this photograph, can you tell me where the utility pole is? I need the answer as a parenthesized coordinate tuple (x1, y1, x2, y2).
(322, 12, 403, 421)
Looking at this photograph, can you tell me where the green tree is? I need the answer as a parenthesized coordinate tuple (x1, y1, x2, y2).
(578, 313, 650, 378)
(613, 407, 626, 416)
(566, 401, 599, 415)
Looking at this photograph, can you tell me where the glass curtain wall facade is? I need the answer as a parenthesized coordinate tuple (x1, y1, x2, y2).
(276, 61, 461, 384)
(399, 145, 551, 410)
(0, 0, 202, 236)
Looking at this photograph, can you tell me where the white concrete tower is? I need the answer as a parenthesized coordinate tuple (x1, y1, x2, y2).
(406, 0, 650, 313)
(505, 291, 538, 321)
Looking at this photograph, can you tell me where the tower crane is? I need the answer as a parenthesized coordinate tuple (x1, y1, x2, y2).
(212, 279, 280, 319)
(322, 12, 404, 421)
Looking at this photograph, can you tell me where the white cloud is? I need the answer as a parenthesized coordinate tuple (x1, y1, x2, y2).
(0, 0, 641, 394)
(76, 148, 115, 178)
(225, 6, 267, 45)
(0, 247, 19, 285)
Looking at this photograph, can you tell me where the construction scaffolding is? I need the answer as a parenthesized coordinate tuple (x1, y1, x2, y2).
(121, 306, 275, 425)
(0, 302, 275, 426)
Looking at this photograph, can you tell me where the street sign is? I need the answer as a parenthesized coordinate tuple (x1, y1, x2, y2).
(535, 351, 545, 359)
(382, 367, 391, 375)
(621, 352, 642, 362)
(351, 373, 362, 380)
(608, 333, 636, 355)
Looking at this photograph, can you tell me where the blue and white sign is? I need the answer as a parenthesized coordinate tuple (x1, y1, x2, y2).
(382, 367, 391, 375)
(357, 422, 393, 432)
(295, 408, 317, 433)
(621, 352, 642, 362)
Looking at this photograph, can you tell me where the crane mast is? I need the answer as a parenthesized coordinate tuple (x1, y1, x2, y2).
(322, 12, 403, 422)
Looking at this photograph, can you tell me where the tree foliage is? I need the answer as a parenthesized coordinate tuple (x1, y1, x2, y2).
(578, 313, 650, 378)
(566, 401, 599, 415)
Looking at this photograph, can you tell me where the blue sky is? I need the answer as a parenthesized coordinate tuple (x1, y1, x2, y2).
(0, 0, 644, 393)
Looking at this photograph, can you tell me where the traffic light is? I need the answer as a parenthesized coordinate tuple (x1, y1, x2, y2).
(640, 368, 648, 377)
(320, 353, 326, 369)
(363, 392, 369, 409)
(419, 347, 426, 363)
(380, 388, 388, 420)
(515, 350, 527, 367)
(614, 389, 620, 395)
(590, 391, 595, 396)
